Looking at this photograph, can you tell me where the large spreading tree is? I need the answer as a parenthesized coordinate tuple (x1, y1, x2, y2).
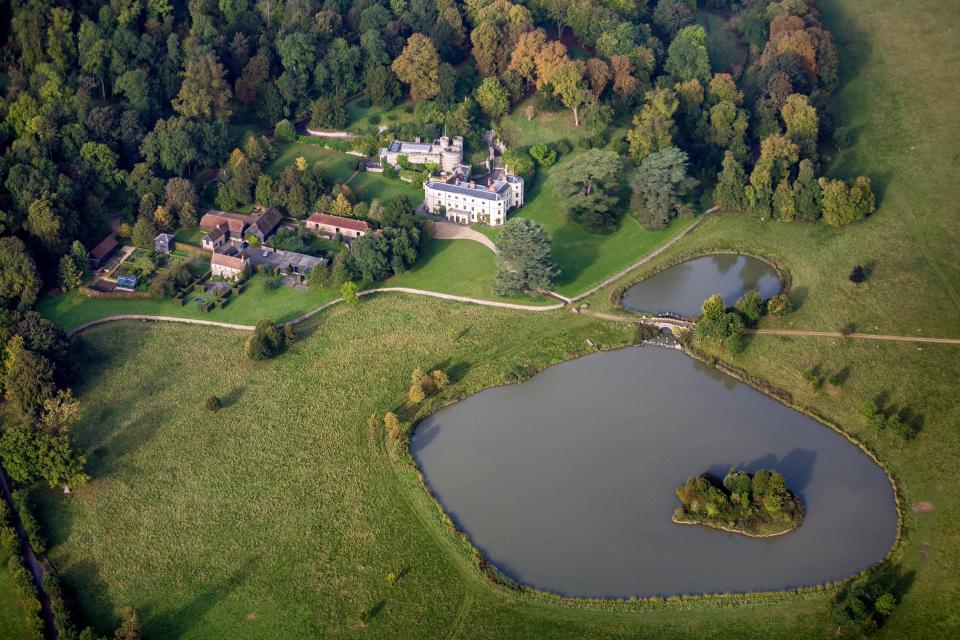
(492, 219, 560, 296)
(552, 149, 625, 233)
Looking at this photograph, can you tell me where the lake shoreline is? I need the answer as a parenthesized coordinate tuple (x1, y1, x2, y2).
(670, 513, 799, 539)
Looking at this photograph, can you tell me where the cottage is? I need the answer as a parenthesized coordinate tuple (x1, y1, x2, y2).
(305, 213, 371, 239)
(199, 212, 249, 237)
(248, 208, 283, 243)
(202, 224, 229, 251)
(211, 248, 250, 280)
(155, 233, 175, 254)
(89, 234, 119, 269)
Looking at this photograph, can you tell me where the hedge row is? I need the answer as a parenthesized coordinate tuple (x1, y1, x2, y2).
(0, 500, 45, 640)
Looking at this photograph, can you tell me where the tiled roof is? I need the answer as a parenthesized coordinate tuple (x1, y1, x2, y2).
(90, 234, 118, 261)
(200, 213, 248, 235)
(251, 208, 282, 235)
(307, 213, 371, 233)
(204, 224, 228, 242)
(211, 251, 249, 270)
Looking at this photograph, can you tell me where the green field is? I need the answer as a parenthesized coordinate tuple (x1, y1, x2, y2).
(0, 551, 30, 640)
(373, 239, 553, 305)
(35, 301, 833, 640)
(265, 142, 360, 183)
(349, 171, 423, 203)
(346, 98, 417, 130)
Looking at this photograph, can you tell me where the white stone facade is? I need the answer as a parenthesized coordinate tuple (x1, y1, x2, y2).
(423, 175, 524, 226)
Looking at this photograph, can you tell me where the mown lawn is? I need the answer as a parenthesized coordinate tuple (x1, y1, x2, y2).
(349, 171, 423, 203)
(0, 551, 29, 640)
(38, 274, 338, 332)
(265, 142, 360, 183)
(373, 239, 553, 305)
(346, 98, 416, 130)
(502, 98, 590, 147)
(35, 300, 832, 640)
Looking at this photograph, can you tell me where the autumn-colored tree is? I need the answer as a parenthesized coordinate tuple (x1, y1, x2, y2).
(235, 54, 269, 105)
(610, 55, 639, 98)
(627, 87, 678, 163)
(392, 34, 440, 102)
(331, 193, 353, 217)
(585, 58, 611, 98)
(509, 28, 548, 87)
(153, 205, 174, 231)
(534, 40, 569, 89)
(772, 179, 796, 221)
(173, 52, 233, 120)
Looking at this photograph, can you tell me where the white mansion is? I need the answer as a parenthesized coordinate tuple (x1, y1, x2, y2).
(380, 136, 464, 173)
(423, 173, 524, 226)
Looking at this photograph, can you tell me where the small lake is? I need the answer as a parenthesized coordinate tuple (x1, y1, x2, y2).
(411, 347, 898, 598)
(621, 255, 781, 317)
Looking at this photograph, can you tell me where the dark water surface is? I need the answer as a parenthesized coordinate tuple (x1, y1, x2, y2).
(621, 255, 781, 317)
(411, 347, 897, 598)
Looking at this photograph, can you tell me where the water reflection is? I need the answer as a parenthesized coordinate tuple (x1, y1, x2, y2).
(412, 347, 896, 598)
(622, 255, 781, 317)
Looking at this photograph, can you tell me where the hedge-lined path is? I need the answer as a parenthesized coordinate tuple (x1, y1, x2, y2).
(0, 467, 56, 639)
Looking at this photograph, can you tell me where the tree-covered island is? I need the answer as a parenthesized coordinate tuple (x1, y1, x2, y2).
(673, 468, 804, 537)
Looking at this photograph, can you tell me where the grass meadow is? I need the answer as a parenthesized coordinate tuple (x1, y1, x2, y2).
(0, 548, 30, 640)
(35, 298, 833, 639)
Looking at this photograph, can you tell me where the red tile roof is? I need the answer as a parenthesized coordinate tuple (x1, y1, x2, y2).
(90, 234, 118, 261)
(306, 213, 371, 233)
(200, 212, 248, 235)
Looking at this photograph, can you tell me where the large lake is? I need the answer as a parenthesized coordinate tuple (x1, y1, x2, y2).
(411, 347, 898, 598)
(621, 255, 781, 317)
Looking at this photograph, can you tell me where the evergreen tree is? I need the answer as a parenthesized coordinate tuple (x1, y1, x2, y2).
(714, 151, 747, 210)
(492, 219, 560, 296)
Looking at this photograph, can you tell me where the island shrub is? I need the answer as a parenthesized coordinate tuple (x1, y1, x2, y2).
(673, 468, 804, 537)
(767, 293, 793, 316)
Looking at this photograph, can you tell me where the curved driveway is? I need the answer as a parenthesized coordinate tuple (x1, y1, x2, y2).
(428, 221, 498, 253)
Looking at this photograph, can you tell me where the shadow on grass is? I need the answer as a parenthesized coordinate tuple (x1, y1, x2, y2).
(146, 556, 260, 638)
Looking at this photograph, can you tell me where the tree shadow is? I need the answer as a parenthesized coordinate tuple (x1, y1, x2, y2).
(220, 385, 246, 408)
(145, 556, 260, 638)
(788, 285, 808, 312)
(709, 447, 818, 497)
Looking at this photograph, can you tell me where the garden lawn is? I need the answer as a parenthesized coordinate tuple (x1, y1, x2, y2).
(34, 299, 829, 640)
(0, 551, 30, 640)
(373, 239, 553, 305)
(346, 98, 416, 130)
(265, 142, 359, 183)
(502, 99, 589, 148)
(38, 274, 338, 332)
(173, 227, 205, 246)
(514, 161, 698, 297)
(349, 171, 423, 203)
